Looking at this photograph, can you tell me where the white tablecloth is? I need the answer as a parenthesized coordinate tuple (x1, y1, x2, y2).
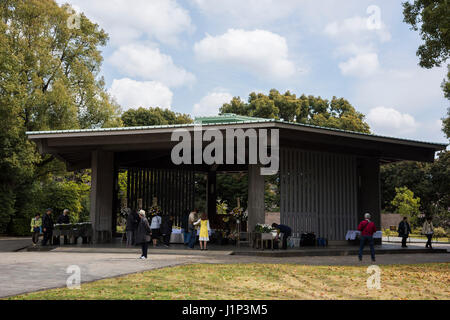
(170, 233, 184, 243)
(346, 230, 382, 240)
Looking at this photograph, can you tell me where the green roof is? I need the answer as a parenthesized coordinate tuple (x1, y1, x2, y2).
(194, 113, 268, 124)
(25, 114, 447, 149)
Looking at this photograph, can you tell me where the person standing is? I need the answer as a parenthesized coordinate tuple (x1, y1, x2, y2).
(398, 216, 412, 248)
(150, 211, 162, 247)
(125, 210, 138, 247)
(194, 212, 211, 251)
(161, 215, 174, 247)
(272, 223, 292, 250)
(181, 210, 190, 246)
(136, 210, 151, 260)
(357, 213, 377, 262)
(187, 209, 198, 249)
(57, 209, 71, 244)
(422, 217, 434, 249)
(30, 213, 42, 247)
(42, 208, 54, 246)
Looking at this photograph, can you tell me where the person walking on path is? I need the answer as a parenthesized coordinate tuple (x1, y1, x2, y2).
(357, 213, 377, 262)
(136, 210, 151, 260)
(161, 215, 174, 247)
(398, 216, 412, 248)
(125, 210, 138, 247)
(42, 208, 54, 246)
(194, 212, 211, 251)
(30, 213, 42, 247)
(150, 212, 162, 247)
(422, 217, 434, 249)
(187, 209, 198, 249)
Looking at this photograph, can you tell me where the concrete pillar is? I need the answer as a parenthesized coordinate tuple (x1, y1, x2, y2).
(358, 158, 381, 230)
(247, 164, 265, 232)
(90, 150, 114, 243)
(206, 170, 217, 218)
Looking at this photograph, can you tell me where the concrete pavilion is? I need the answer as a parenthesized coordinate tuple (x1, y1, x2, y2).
(27, 114, 446, 244)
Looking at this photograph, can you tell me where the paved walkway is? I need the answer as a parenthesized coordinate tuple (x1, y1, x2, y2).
(0, 237, 31, 252)
(0, 251, 448, 298)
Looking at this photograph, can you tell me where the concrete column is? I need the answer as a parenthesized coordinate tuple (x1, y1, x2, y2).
(358, 158, 381, 230)
(206, 170, 217, 218)
(247, 164, 265, 232)
(90, 150, 114, 243)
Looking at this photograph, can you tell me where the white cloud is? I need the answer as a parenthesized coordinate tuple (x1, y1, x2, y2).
(194, 29, 296, 79)
(324, 16, 391, 43)
(367, 106, 418, 136)
(108, 44, 195, 87)
(56, 0, 194, 46)
(109, 78, 173, 110)
(338, 53, 380, 77)
(192, 91, 233, 117)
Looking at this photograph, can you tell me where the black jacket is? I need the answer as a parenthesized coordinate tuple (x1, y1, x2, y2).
(161, 216, 173, 235)
(398, 221, 411, 237)
(42, 214, 54, 231)
(126, 212, 139, 231)
(57, 214, 70, 224)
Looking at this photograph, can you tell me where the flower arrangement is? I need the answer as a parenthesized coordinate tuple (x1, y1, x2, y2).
(230, 207, 247, 221)
(216, 199, 228, 215)
(227, 231, 238, 241)
(148, 205, 161, 216)
(254, 223, 274, 233)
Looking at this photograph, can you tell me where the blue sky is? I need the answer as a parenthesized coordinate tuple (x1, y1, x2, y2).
(59, 0, 449, 143)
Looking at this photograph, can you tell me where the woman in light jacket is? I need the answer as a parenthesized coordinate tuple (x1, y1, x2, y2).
(422, 217, 434, 249)
(136, 210, 151, 259)
(150, 212, 162, 247)
(30, 213, 42, 246)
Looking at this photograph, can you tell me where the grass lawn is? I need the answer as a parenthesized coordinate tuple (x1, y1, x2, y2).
(7, 263, 450, 300)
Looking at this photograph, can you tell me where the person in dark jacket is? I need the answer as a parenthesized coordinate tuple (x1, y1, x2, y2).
(357, 213, 377, 262)
(57, 209, 71, 244)
(125, 209, 138, 247)
(42, 208, 54, 246)
(272, 223, 292, 250)
(136, 210, 151, 259)
(398, 217, 412, 248)
(181, 210, 190, 245)
(161, 215, 174, 247)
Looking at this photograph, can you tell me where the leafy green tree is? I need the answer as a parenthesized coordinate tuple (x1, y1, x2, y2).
(220, 90, 371, 133)
(391, 187, 422, 226)
(0, 0, 121, 233)
(403, 0, 450, 136)
(121, 107, 193, 127)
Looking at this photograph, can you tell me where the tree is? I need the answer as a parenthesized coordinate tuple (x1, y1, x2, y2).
(220, 89, 371, 133)
(403, 0, 450, 136)
(121, 107, 193, 127)
(391, 187, 421, 227)
(0, 0, 121, 233)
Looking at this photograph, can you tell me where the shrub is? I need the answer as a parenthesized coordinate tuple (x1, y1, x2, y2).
(433, 227, 447, 238)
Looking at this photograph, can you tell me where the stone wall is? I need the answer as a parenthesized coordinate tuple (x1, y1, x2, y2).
(381, 213, 402, 230)
(265, 212, 280, 225)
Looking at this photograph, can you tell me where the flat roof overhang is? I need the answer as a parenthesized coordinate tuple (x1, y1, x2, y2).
(27, 120, 447, 171)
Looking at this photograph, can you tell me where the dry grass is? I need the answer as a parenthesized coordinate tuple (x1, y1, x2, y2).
(7, 263, 450, 300)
